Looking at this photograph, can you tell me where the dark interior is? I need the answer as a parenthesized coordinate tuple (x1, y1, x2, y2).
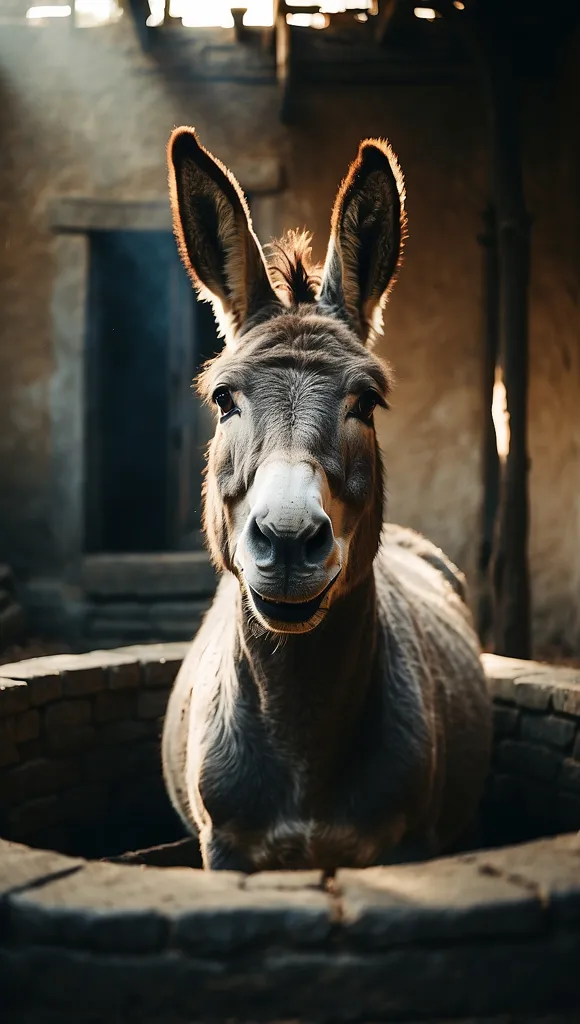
(84, 229, 219, 555)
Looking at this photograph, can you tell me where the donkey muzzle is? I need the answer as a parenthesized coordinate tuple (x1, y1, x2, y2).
(236, 458, 342, 621)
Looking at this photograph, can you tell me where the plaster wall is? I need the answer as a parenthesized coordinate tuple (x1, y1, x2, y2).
(0, 17, 578, 650)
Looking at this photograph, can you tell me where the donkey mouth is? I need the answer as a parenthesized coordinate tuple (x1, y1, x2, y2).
(248, 572, 341, 625)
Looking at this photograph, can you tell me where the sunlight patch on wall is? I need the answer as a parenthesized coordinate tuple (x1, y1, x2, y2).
(492, 369, 510, 461)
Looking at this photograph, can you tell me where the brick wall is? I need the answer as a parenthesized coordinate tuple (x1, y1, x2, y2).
(482, 654, 580, 845)
(0, 644, 189, 856)
(1, 648, 580, 859)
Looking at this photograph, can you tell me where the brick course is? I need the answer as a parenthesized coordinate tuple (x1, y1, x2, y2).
(0, 648, 579, 1022)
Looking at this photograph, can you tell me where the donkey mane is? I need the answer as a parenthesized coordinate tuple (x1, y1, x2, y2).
(265, 229, 322, 307)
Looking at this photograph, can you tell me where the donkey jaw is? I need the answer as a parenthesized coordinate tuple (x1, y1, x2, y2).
(244, 571, 341, 634)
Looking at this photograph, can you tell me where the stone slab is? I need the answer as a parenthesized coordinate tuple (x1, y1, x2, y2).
(338, 850, 544, 946)
(0, 840, 83, 900)
(1, 934, 580, 1023)
(520, 712, 577, 749)
(81, 554, 216, 599)
(483, 654, 580, 712)
(471, 834, 580, 925)
(7, 861, 333, 954)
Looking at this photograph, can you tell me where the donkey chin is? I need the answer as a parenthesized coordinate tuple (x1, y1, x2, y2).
(239, 564, 343, 635)
(233, 458, 345, 634)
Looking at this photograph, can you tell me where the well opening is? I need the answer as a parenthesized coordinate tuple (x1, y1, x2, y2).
(0, 644, 191, 861)
(0, 645, 579, 866)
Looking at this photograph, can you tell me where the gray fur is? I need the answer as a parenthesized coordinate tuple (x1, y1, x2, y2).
(162, 130, 492, 871)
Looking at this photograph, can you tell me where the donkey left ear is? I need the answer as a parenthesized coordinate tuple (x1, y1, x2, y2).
(168, 127, 281, 348)
(318, 139, 406, 346)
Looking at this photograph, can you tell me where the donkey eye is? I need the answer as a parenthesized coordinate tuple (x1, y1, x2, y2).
(213, 387, 235, 417)
(350, 389, 380, 425)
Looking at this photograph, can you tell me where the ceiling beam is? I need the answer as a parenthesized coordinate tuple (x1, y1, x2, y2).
(374, 0, 398, 43)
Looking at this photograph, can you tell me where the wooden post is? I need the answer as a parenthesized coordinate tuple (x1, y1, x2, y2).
(275, 2, 294, 124)
(485, 29, 532, 659)
(477, 204, 500, 644)
(436, 1, 532, 658)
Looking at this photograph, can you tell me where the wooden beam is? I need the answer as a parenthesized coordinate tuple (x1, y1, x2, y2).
(375, 0, 398, 44)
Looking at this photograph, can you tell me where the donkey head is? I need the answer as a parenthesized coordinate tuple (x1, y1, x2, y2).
(168, 128, 406, 633)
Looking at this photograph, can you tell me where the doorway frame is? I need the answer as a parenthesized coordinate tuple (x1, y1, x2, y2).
(46, 169, 283, 605)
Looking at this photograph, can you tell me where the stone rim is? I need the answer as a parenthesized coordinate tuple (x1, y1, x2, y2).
(1, 646, 580, 1021)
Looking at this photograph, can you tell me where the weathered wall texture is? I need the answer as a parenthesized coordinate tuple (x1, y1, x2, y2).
(522, 36, 580, 654)
(0, 17, 578, 651)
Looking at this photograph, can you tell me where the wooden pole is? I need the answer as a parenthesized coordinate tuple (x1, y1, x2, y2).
(483, 22, 532, 659)
(477, 204, 500, 645)
(437, 1, 532, 658)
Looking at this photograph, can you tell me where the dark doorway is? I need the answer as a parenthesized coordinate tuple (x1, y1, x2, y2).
(84, 229, 218, 554)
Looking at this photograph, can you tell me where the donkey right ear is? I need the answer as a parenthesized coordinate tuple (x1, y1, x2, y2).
(168, 127, 281, 348)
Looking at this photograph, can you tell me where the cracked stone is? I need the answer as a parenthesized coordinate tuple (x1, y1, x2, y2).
(0, 839, 83, 901)
(474, 835, 580, 925)
(338, 851, 544, 946)
(7, 860, 333, 954)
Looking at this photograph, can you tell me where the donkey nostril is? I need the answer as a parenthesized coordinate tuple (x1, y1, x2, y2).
(305, 519, 334, 566)
(250, 517, 273, 564)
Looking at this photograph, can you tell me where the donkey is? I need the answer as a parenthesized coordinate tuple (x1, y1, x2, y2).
(162, 127, 492, 872)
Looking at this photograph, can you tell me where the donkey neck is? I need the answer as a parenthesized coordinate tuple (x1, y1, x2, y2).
(238, 572, 378, 779)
